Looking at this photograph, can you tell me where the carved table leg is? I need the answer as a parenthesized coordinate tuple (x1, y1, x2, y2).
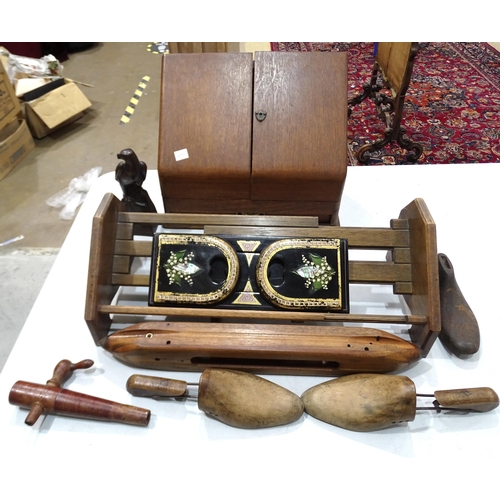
(397, 126, 423, 162)
(350, 60, 423, 164)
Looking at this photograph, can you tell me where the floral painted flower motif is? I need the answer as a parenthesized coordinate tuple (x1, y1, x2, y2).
(294, 253, 336, 292)
(164, 249, 200, 286)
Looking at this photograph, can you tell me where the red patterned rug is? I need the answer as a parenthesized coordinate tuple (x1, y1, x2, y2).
(271, 42, 500, 165)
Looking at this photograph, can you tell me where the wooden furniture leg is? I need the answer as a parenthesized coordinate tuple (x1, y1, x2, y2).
(348, 42, 423, 164)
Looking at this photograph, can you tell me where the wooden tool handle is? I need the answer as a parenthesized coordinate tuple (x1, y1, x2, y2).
(434, 387, 499, 412)
(126, 374, 189, 398)
(47, 359, 94, 387)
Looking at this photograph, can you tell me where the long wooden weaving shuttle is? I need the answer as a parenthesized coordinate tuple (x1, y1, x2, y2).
(102, 322, 421, 376)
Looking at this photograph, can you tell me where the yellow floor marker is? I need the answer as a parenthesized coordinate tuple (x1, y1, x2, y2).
(147, 42, 169, 54)
(120, 76, 150, 124)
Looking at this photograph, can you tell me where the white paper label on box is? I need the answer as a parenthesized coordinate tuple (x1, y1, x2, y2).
(174, 148, 189, 161)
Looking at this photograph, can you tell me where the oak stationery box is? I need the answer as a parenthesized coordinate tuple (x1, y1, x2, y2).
(158, 51, 348, 224)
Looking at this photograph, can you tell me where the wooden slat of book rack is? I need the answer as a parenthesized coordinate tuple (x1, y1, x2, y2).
(85, 193, 440, 355)
(98, 304, 427, 325)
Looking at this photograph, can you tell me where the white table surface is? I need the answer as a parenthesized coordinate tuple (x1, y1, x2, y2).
(1, 164, 499, 498)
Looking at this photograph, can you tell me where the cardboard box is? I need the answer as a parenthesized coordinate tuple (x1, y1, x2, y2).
(15, 77, 55, 98)
(0, 118, 35, 180)
(0, 61, 22, 132)
(24, 80, 91, 138)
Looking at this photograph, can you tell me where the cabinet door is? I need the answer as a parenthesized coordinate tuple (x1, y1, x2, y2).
(251, 51, 347, 202)
(158, 53, 253, 201)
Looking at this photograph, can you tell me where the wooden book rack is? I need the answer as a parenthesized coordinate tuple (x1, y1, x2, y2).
(85, 193, 440, 358)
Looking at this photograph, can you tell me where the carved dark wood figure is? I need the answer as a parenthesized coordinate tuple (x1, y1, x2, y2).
(115, 148, 157, 235)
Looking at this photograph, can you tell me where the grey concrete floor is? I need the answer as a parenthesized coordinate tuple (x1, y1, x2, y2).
(0, 42, 270, 371)
(0, 42, 163, 249)
(0, 43, 164, 371)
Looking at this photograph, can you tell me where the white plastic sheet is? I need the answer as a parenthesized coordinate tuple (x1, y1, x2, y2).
(46, 167, 102, 220)
(2, 50, 64, 84)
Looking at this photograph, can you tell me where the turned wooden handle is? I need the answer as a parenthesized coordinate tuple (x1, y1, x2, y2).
(47, 359, 94, 387)
(434, 387, 499, 412)
(126, 374, 189, 398)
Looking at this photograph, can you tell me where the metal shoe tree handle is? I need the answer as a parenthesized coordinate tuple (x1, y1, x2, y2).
(438, 253, 480, 356)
